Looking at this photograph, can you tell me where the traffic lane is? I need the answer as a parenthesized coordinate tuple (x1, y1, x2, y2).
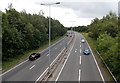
(79, 33, 103, 81)
(80, 53, 102, 81)
(3, 43, 65, 81)
(3, 50, 50, 81)
(5, 54, 49, 81)
(40, 36, 70, 56)
(57, 33, 80, 81)
(2, 36, 70, 81)
(20, 37, 71, 81)
(39, 36, 69, 56)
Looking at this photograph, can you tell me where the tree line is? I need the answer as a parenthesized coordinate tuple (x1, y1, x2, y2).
(2, 7, 67, 61)
(75, 12, 120, 81)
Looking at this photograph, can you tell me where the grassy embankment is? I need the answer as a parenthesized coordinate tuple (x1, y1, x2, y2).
(81, 32, 114, 81)
(2, 35, 65, 73)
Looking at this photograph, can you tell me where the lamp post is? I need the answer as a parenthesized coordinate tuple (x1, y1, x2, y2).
(70, 21, 75, 34)
(40, 2, 60, 73)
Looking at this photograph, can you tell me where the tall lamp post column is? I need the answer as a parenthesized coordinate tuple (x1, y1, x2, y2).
(70, 21, 75, 34)
(40, 2, 60, 73)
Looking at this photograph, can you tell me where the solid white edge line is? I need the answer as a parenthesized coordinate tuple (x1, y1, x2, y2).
(1, 59, 28, 76)
(29, 65, 35, 70)
(35, 67, 49, 82)
(84, 35, 105, 82)
(50, 48, 65, 66)
(79, 69, 81, 82)
(47, 54, 49, 56)
(35, 48, 65, 82)
(55, 36, 76, 82)
(1, 36, 66, 76)
(80, 56, 81, 65)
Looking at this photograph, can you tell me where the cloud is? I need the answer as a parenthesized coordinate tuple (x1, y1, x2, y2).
(0, 0, 119, 27)
(57, 2, 118, 18)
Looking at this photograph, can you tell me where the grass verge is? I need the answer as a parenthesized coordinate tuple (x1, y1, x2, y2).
(81, 32, 114, 81)
(2, 35, 65, 73)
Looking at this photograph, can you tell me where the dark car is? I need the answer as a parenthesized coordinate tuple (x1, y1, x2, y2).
(83, 49, 90, 55)
(29, 53, 41, 61)
(66, 34, 68, 37)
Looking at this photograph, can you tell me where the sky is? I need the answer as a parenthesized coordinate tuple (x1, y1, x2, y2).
(0, 0, 119, 27)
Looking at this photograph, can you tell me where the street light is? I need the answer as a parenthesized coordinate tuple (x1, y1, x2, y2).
(70, 21, 75, 34)
(40, 2, 60, 73)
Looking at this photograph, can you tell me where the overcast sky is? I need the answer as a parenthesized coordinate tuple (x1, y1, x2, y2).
(0, 0, 119, 27)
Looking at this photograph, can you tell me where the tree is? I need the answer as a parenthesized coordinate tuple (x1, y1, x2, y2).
(2, 7, 67, 62)
(96, 33, 114, 53)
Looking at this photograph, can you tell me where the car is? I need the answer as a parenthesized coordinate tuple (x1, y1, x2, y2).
(29, 53, 41, 61)
(66, 34, 68, 37)
(83, 48, 90, 55)
(70, 35, 72, 37)
(81, 38, 85, 43)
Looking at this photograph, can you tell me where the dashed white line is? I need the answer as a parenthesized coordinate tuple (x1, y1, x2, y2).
(80, 45, 81, 48)
(79, 69, 81, 82)
(75, 49, 77, 53)
(1, 37, 66, 76)
(80, 56, 81, 65)
(80, 49, 81, 53)
(29, 65, 35, 70)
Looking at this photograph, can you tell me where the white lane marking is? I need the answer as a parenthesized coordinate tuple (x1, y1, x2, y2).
(75, 49, 77, 53)
(36, 48, 65, 82)
(80, 45, 81, 48)
(80, 56, 81, 65)
(80, 49, 81, 53)
(55, 36, 76, 82)
(1, 60, 28, 76)
(84, 36, 105, 82)
(1, 37, 66, 76)
(35, 67, 48, 82)
(29, 65, 35, 70)
(50, 48, 65, 66)
(79, 69, 81, 82)
(39, 37, 65, 54)
(47, 54, 49, 56)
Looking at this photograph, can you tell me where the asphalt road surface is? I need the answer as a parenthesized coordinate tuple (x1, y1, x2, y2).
(2, 32, 105, 82)
(2, 35, 72, 82)
(56, 32, 104, 82)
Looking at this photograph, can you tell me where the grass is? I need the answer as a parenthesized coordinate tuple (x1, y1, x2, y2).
(2, 35, 65, 73)
(81, 32, 114, 81)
